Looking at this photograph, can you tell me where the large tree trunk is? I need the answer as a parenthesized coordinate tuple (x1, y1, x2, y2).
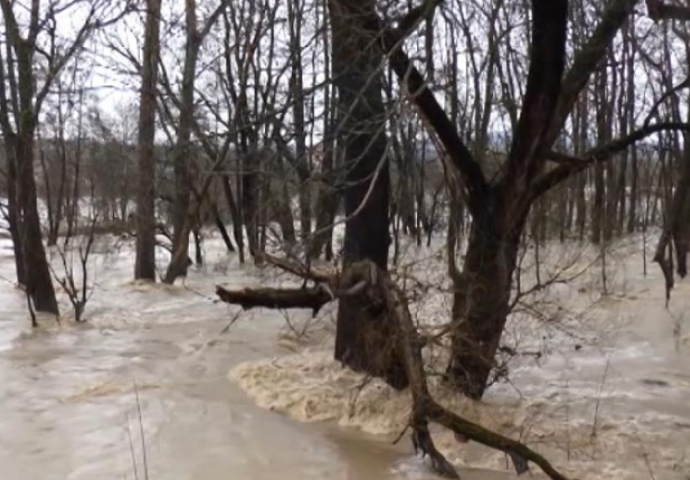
(1, 4, 58, 313)
(329, 0, 406, 389)
(16, 133, 59, 313)
(165, 48, 198, 281)
(14, 37, 58, 313)
(135, 0, 162, 281)
(446, 196, 521, 399)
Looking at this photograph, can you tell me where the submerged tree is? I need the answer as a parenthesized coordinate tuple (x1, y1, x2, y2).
(373, 0, 690, 398)
(134, 0, 163, 281)
(216, 0, 690, 401)
(329, 0, 407, 388)
(163, 0, 229, 284)
(646, 1, 690, 301)
(0, 0, 131, 314)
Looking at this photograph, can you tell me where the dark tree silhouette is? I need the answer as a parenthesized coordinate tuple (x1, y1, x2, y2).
(134, 0, 162, 282)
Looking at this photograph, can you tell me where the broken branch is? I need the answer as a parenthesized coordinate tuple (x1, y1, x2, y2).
(216, 285, 333, 315)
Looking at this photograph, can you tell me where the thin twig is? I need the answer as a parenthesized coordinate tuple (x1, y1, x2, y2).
(126, 413, 140, 480)
(133, 382, 150, 480)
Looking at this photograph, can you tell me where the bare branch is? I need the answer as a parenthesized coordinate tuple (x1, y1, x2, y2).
(532, 122, 690, 199)
(365, 0, 489, 210)
(545, 0, 638, 148)
(500, 0, 568, 190)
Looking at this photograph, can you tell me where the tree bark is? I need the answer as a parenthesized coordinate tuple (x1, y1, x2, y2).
(217, 285, 333, 315)
(222, 175, 245, 263)
(287, 0, 312, 241)
(11, 33, 59, 313)
(16, 129, 59, 313)
(592, 70, 608, 244)
(272, 153, 297, 246)
(165, 0, 228, 282)
(135, 0, 162, 281)
(211, 200, 235, 252)
(446, 195, 522, 399)
(329, 0, 406, 389)
(309, 114, 340, 260)
(646, 0, 690, 21)
(165, 1, 200, 283)
(655, 132, 690, 297)
(309, 12, 339, 261)
(310, 144, 340, 260)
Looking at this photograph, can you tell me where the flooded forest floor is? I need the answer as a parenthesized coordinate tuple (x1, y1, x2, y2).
(0, 232, 689, 480)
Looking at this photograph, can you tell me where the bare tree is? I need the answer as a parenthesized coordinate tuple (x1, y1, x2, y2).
(0, 0, 131, 315)
(329, 0, 406, 387)
(135, 0, 163, 281)
(202, 0, 690, 401)
(163, 0, 228, 284)
(370, 0, 690, 398)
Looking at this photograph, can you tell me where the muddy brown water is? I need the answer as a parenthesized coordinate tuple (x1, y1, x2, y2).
(0, 243, 518, 480)
(1, 238, 689, 480)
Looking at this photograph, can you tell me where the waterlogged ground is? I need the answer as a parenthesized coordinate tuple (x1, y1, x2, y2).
(232, 236, 690, 480)
(0, 233, 689, 480)
(0, 235, 505, 480)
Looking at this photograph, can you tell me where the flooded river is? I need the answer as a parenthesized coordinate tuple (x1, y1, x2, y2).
(0, 238, 511, 480)
(0, 236, 689, 480)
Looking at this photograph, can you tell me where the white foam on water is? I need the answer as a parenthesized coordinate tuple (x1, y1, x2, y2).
(230, 233, 690, 480)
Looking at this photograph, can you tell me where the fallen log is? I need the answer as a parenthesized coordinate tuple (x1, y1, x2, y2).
(216, 285, 334, 315)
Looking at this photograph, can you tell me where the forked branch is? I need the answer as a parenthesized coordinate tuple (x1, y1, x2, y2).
(356, 0, 488, 211)
(531, 122, 690, 200)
